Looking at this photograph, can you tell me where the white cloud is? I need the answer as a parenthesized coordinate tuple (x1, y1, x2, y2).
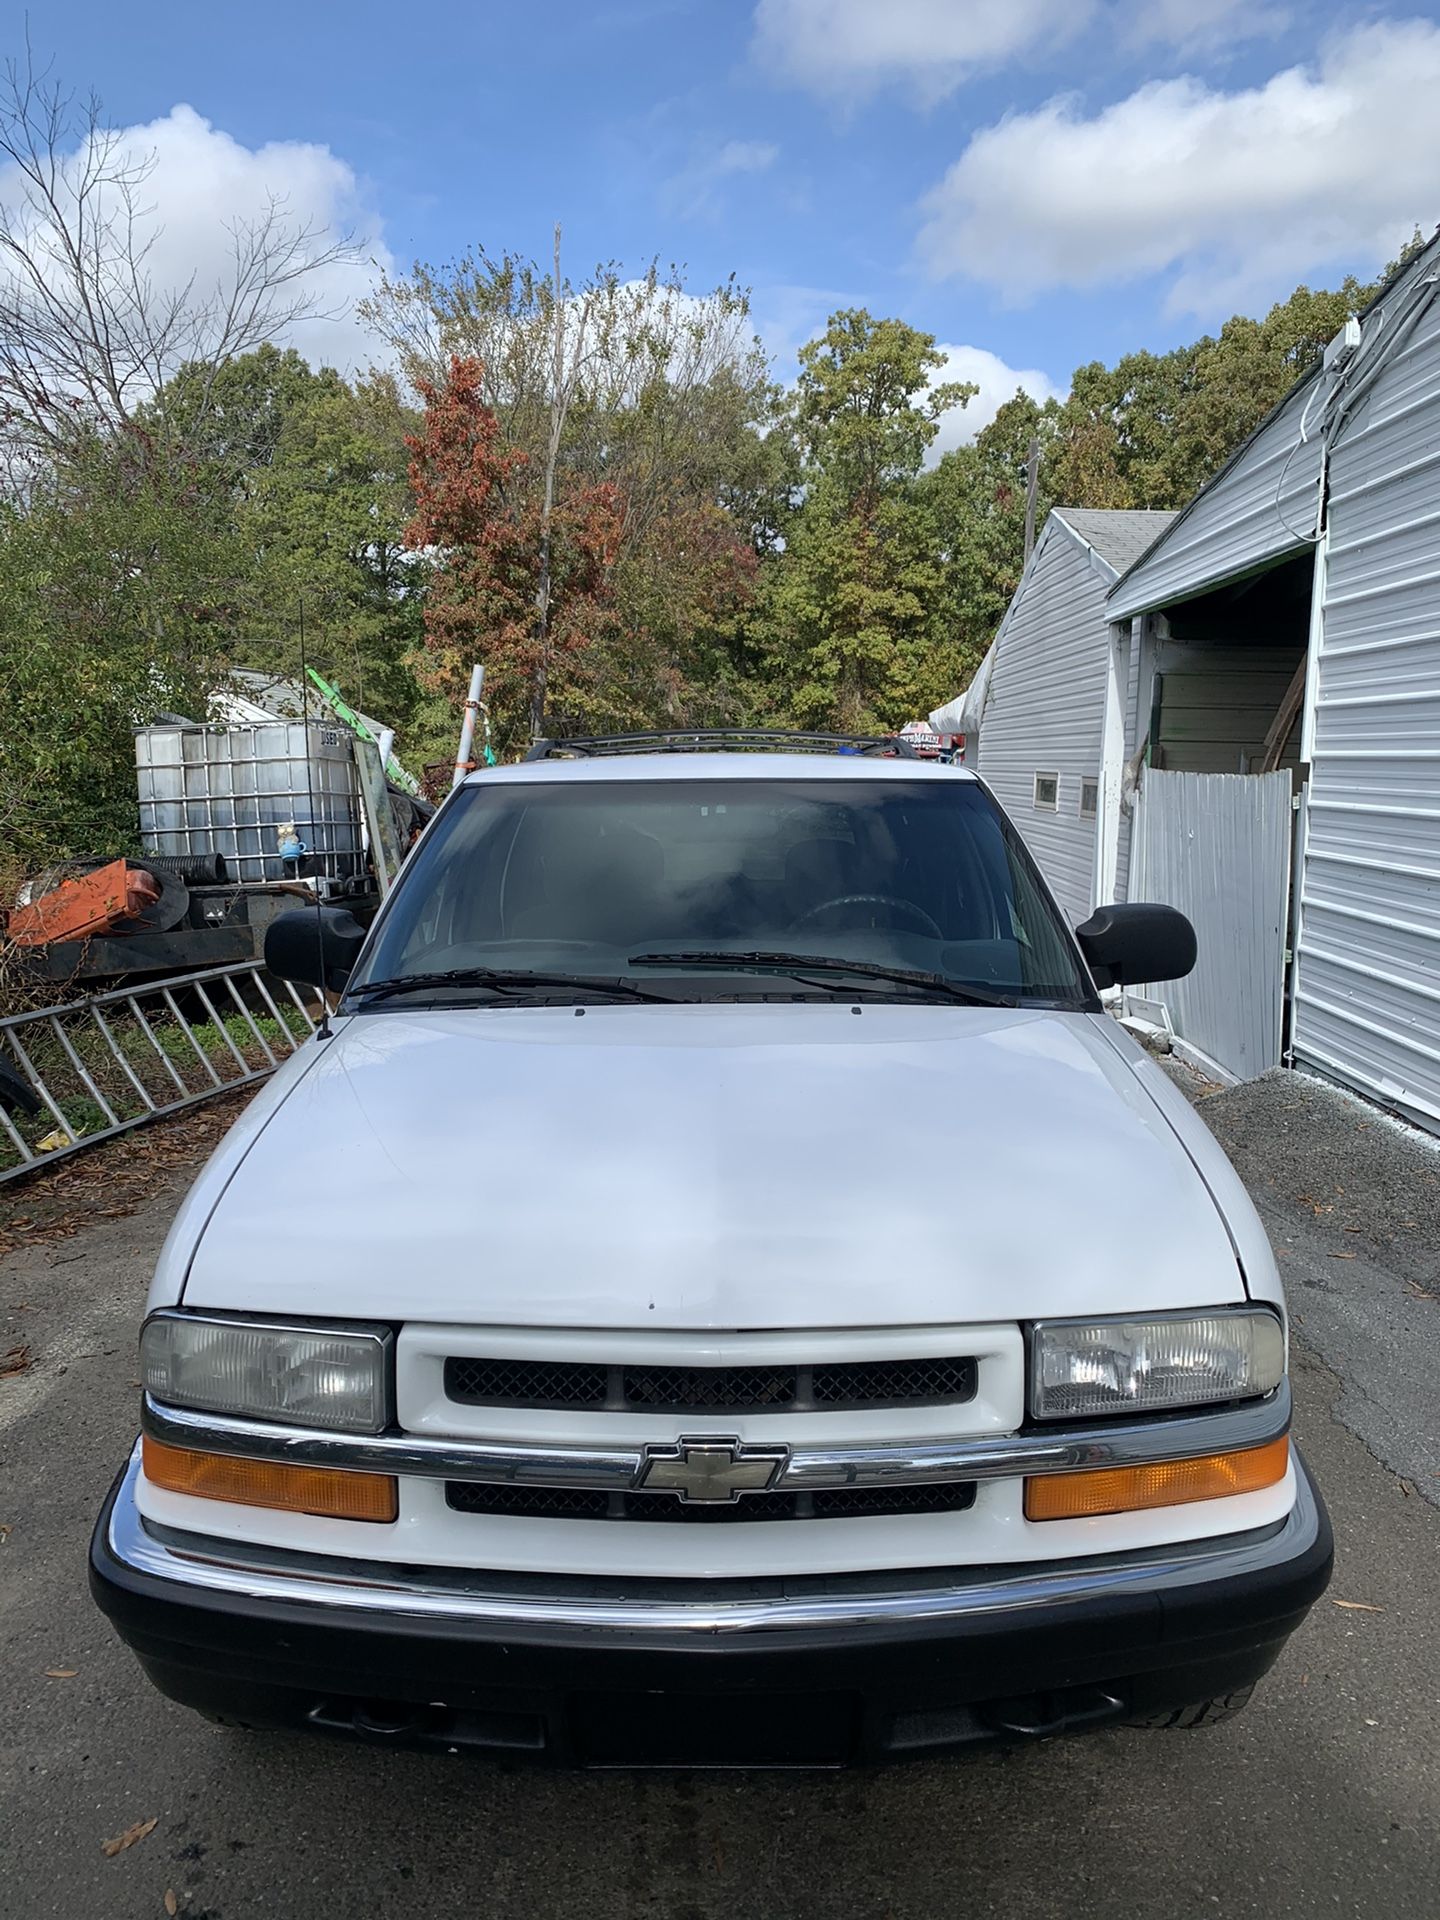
(916, 19, 1440, 315)
(749, 282, 856, 375)
(928, 345, 1062, 459)
(713, 138, 780, 176)
(751, 0, 1092, 105)
(662, 135, 780, 219)
(1125, 0, 1291, 57)
(750, 0, 1290, 103)
(0, 103, 390, 375)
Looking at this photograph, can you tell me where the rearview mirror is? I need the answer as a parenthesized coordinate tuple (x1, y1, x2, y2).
(264, 906, 367, 993)
(1074, 903, 1197, 990)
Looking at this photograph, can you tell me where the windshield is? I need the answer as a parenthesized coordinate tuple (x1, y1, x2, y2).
(350, 777, 1092, 1006)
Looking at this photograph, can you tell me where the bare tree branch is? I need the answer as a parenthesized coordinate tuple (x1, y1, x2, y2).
(0, 49, 362, 467)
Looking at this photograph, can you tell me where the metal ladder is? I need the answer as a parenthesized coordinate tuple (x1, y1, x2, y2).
(0, 962, 318, 1185)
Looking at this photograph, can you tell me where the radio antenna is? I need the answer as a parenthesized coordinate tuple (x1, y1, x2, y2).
(297, 594, 332, 1040)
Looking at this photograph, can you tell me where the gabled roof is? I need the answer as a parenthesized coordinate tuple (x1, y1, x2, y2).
(1106, 225, 1440, 615)
(1054, 507, 1177, 573)
(929, 506, 1170, 734)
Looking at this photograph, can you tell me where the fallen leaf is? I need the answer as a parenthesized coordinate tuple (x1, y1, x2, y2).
(1328, 1252, 1357, 1261)
(1, 1344, 32, 1377)
(102, 1817, 158, 1857)
(1334, 1599, 1385, 1613)
(164, 1891, 179, 1916)
(44, 1667, 77, 1679)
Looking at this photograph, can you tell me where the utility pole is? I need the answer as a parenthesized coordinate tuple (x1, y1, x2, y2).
(531, 224, 564, 741)
(1023, 435, 1040, 565)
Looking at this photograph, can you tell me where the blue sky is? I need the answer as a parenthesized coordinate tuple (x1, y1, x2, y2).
(32, 0, 1440, 443)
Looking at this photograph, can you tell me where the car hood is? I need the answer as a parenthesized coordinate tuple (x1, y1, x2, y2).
(178, 1003, 1243, 1327)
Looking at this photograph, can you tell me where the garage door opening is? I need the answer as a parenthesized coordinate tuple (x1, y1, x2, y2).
(1144, 551, 1313, 776)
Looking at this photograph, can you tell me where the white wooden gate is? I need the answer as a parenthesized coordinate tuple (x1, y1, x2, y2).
(1129, 770, 1293, 1082)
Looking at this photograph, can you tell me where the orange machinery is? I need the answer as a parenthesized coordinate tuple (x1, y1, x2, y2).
(8, 860, 162, 948)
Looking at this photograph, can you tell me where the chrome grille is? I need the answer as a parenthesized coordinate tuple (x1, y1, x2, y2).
(443, 1355, 977, 1414)
(445, 1482, 977, 1523)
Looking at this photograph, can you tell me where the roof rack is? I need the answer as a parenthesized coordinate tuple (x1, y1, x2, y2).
(522, 729, 918, 762)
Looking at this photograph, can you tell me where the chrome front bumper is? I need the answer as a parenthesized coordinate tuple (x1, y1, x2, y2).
(92, 1440, 1332, 1760)
(100, 1438, 1325, 1636)
(137, 1382, 1294, 1499)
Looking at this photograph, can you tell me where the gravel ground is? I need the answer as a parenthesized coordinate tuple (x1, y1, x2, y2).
(1171, 1065, 1440, 1506)
(1, 1067, 1437, 1920)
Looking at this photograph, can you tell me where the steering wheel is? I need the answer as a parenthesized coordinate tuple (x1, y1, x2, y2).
(791, 893, 945, 939)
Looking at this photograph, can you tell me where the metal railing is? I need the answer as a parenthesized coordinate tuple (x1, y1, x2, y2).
(522, 730, 920, 761)
(0, 962, 318, 1185)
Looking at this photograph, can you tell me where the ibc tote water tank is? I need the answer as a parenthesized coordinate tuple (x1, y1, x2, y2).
(135, 721, 366, 885)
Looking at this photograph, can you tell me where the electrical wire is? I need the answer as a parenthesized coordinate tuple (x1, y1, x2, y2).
(1272, 370, 1335, 546)
(1272, 266, 1440, 546)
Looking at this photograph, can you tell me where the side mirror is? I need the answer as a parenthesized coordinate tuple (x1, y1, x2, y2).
(264, 907, 367, 993)
(1074, 902, 1197, 990)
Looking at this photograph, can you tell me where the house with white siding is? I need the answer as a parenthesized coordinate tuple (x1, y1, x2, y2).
(932, 508, 1175, 925)
(942, 230, 1440, 1130)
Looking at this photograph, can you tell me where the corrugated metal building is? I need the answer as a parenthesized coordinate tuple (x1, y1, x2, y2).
(1107, 231, 1440, 1131)
(942, 508, 1175, 923)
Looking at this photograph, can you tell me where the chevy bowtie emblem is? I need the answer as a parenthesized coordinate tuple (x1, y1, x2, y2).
(638, 1436, 790, 1504)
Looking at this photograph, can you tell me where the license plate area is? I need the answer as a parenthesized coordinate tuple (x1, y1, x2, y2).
(569, 1690, 857, 1768)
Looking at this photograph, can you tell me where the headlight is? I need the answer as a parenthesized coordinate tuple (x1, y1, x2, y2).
(141, 1313, 391, 1434)
(1029, 1309, 1284, 1421)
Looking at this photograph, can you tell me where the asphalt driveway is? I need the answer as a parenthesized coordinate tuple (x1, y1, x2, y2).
(1, 1069, 1437, 1920)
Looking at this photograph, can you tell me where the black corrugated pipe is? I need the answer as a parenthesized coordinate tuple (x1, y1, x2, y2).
(131, 853, 228, 885)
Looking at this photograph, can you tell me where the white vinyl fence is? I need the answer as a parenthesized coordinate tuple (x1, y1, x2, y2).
(1129, 769, 1293, 1082)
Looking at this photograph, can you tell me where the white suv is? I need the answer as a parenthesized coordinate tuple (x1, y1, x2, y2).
(91, 732, 1331, 1766)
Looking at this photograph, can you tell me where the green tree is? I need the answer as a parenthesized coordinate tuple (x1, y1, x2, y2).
(156, 348, 427, 732)
(754, 310, 975, 730)
(240, 368, 425, 728)
(362, 247, 777, 741)
(792, 310, 973, 506)
(920, 405, 1048, 688)
(0, 434, 246, 864)
(157, 344, 328, 484)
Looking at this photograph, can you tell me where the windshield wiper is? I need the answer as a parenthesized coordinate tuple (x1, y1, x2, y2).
(628, 950, 1019, 1008)
(348, 967, 672, 1007)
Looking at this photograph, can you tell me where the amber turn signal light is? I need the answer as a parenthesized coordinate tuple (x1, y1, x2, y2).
(142, 1436, 398, 1523)
(1024, 1434, 1289, 1522)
